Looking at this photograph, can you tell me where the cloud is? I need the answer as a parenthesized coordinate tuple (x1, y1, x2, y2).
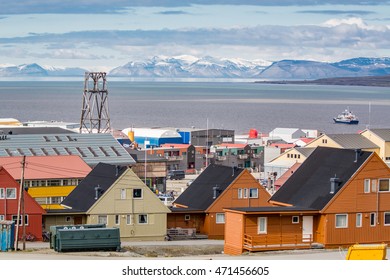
(156, 10, 190, 15)
(1, 1, 389, 14)
(297, 10, 376, 16)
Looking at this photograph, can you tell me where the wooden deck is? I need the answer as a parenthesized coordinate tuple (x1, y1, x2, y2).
(243, 234, 315, 252)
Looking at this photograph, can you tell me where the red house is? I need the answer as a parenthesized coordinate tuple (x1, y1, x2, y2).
(0, 166, 45, 241)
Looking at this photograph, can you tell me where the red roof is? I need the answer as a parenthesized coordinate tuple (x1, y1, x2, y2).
(298, 138, 314, 144)
(160, 144, 191, 149)
(0, 155, 91, 180)
(274, 162, 302, 189)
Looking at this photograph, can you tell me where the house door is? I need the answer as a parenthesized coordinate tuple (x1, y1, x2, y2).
(302, 216, 313, 242)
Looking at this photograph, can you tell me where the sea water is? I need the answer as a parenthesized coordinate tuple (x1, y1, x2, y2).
(0, 80, 389, 134)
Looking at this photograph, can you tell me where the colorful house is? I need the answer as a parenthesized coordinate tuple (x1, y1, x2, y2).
(0, 155, 91, 210)
(360, 128, 390, 166)
(56, 163, 170, 241)
(224, 147, 390, 255)
(170, 164, 271, 239)
(0, 166, 45, 241)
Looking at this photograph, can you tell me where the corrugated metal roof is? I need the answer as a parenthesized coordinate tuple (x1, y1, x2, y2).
(0, 132, 135, 166)
(295, 147, 316, 158)
(122, 127, 181, 139)
(368, 129, 390, 141)
(327, 134, 379, 149)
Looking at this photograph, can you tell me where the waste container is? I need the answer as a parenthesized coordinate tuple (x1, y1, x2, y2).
(346, 243, 387, 260)
(0, 220, 15, 252)
(55, 227, 121, 252)
(49, 224, 106, 250)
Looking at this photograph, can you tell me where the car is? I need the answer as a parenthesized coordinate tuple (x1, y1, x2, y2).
(167, 170, 185, 180)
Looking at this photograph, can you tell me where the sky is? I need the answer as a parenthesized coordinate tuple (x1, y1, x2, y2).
(0, 0, 390, 71)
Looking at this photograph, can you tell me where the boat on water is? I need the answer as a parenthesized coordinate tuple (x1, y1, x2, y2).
(333, 108, 359, 124)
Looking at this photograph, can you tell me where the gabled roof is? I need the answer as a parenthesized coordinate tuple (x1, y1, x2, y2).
(326, 134, 378, 149)
(363, 128, 390, 141)
(61, 163, 127, 212)
(173, 164, 244, 211)
(274, 162, 302, 187)
(0, 155, 91, 180)
(270, 147, 372, 210)
(295, 147, 316, 158)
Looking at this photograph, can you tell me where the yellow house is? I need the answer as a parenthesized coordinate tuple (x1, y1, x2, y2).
(360, 128, 390, 166)
(305, 133, 379, 154)
(58, 163, 170, 241)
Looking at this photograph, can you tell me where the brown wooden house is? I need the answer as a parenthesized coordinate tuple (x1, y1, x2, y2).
(169, 164, 271, 239)
(224, 147, 390, 255)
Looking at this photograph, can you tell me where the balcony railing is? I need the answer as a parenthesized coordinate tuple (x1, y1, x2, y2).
(165, 155, 184, 161)
(216, 156, 227, 161)
(238, 154, 248, 159)
(243, 233, 313, 252)
(251, 153, 262, 158)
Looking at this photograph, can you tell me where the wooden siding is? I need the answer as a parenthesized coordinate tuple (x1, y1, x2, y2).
(305, 135, 341, 149)
(167, 213, 205, 233)
(323, 153, 390, 246)
(224, 212, 244, 255)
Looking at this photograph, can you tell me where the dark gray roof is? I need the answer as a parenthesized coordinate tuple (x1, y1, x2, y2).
(367, 128, 390, 141)
(295, 147, 316, 158)
(226, 206, 318, 213)
(0, 132, 135, 166)
(327, 134, 378, 149)
(61, 163, 127, 212)
(270, 147, 372, 210)
(125, 148, 168, 163)
(174, 164, 244, 211)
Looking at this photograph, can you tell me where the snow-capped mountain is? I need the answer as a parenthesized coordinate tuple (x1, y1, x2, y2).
(1, 57, 390, 80)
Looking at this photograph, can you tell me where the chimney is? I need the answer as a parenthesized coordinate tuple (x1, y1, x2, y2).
(94, 185, 102, 200)
(354, 149, 362, 163)
(330, 176, 340, 194)
(213, 185, 220, 199)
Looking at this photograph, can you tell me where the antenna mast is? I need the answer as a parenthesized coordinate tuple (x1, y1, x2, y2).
(79, 72, 111, 133)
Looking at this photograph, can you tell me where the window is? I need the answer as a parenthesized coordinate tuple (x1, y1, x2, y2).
(216, 213, 225, 224)
(379, 179, 390, 192)
(370, 213, 377, 226)
(249, 188, 258, 198)
(65, 216, 71, 222)
(258, 217, 267, 234)
(0, 215, 4, 221)
(384, 213, 390, 226)
(364, 179, 370, 193)
(322, 139, 327, 144)
(120, 189, 126, 199)
(6, 188, 16, 199)
(335, 214, 348, 228)
(126, 215, 133, 225)
(98, 215, 107, 225)
(0, 188, 4, 199)
(292, 216, 299, 224)
(184, 215, 191, 221)
(133, 189, 143, 199)
(50, 197, 63, 204)
(138, 214, 148, 224)
(356, 213, 362, 227)
(372, 179, 377, 192)
(238, 188, 243, 199)
(243, 188, 248, 198)
(115, 215, 120, 225)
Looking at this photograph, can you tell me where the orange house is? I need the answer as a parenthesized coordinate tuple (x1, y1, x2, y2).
(169, 164, 272, 239)
(224, 147, 390, 255)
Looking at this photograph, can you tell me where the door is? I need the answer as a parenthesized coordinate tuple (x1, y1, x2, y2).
(302, 216, 313, 242)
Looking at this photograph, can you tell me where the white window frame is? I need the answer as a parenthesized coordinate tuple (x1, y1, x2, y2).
(0, 215, 4, 221)
(120, 188, 126, 199)
(370, 213, 377, 227)
(6, 188, 16, 199)
(238, 188, 243, 199)
(0, 188, 4, 199)
(216, 213, 225, 224)
(258, 217, 267, 234)
(243, 188, 248, 198)
(138, 214, 148, 224)
(133, 188, 143, 199)
(184, 214, 191, 221)
(379, 179, 390, 192)
(335, 214, 348, 228)
(356, 213, 362, 228)
(12, 215, 28, 226)
(372, 179, 377, 192)
(364, 179, 370, 193)
(249, 188, 258, 198)
(126, 214, 133, 225)
(384, 212, 390, 226)
(98, 215, 108, 225)
(292, 216, 299, 224)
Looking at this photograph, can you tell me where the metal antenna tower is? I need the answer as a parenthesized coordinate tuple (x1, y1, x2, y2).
(79, 72, 111, 133)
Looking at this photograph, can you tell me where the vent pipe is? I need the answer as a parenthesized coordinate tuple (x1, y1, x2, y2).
(213, 185, 220, 199)
(94, 185, 102, 200)
(330, 176, 340, 194)
(354, 149, 362, 163)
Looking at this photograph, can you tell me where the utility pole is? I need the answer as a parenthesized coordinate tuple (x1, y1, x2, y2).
(15, 155, 26, 250)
